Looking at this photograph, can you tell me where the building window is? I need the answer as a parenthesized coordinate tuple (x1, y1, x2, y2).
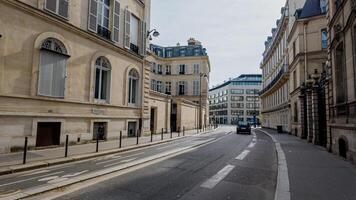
(45, 0, 69, 19)
(94, 57, 111, 101)
(335, 43, 347, 103)
(96, 0, 111, 39)
(165, 65, 171, 75)
(320, 0, 327, 13)
(166, 51, 172, 58)
(130, 14, 140, 53)
(179, 64, 186, 74)
(38, 38, 68, 98)
(157, 64, 163, 74)
(151, 63, 156, 73)
(293, 70, 297, 90)
(294, 102, 298, 122)
(321, 29, 328, 49)
(151, 80, 156, 90)
(246, 89, 257, 94)
(157, 81, 162, 93)
(231, 89, 244, 94)
(231, 96, 244, 101)
(178, 81, 187, 95)
(193, 64, 200, 74)
(128, 69, 139, 105)
(246, 96, 257, 102)
(165, 82, 172, 95)
(293, 41, 296, 59)
(193, 80, 200, 95)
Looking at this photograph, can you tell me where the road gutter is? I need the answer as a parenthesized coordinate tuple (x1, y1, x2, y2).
(2, 131, 232, 200)
(255, 128, 291, 200)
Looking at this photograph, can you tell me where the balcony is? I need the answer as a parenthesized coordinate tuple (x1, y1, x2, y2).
(130, 43, 139, 54)
(259, 65, 288, 96)
(97, 25, 111, 40)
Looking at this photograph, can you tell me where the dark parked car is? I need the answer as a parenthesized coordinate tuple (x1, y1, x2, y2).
(236, 121, 251, 134)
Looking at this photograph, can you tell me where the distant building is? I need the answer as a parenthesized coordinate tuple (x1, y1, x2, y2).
(208, 74, 262, 125)
(145, 38, 211, 133)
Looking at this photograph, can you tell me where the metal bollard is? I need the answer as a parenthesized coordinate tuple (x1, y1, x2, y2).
(178, 127, 180, 137)
(161, 128, 164, 140)
(136, 129, 139, 145)
(119, 131, 122, 148)
(170, 128, 172, 138)
(96, 134, 99, 153)
(151, 131, 153, 142)
(23, 137, 28, 164)
(183, 127, 185, 136)
(65, 135, 69, 158)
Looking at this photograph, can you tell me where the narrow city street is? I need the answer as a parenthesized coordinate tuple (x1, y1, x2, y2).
(52, 128, 277, 200)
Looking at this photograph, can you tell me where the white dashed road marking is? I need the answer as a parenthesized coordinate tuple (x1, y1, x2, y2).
(235, 150, 250, 160)
(104, 158, 138, 168)
(201, 165, 235, 189)
(0, 171, 64, 187)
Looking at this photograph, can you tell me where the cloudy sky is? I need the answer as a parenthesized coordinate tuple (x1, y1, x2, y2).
(150, 0, 285, 86)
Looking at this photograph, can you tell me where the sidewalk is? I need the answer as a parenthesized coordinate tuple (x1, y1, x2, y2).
(0, 127, 217, 174)
(259, 128, 356, 200)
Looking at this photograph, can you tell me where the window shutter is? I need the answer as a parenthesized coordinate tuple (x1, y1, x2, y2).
(52, 55, 67, 97)
(45, 0, 57, 13)
(162, 82, 166, 94)
(58, 0, 69, 18)
(139, 20, 146, 55)
(88, 0, 98, 32)
(177, 65, 180, 75)
(112, 0, 120, 43)
(39, 51, 54, 96)
(185, 81, 188, 95)
(176, 82, 179, 96)
(124, 8, 131, 49)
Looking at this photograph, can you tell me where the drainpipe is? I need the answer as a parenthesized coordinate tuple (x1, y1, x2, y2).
(303, 21, 308, 82)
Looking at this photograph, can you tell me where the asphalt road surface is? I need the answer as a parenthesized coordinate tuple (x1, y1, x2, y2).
(54, 129, 277, 200)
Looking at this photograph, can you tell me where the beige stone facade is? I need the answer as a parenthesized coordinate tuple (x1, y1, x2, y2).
(327, 0, 356, 164)
(260, 4, 291, 133)
(0, 0, 150, 153)
(145, 39, 210, 133)
(288, 13, 328, 139)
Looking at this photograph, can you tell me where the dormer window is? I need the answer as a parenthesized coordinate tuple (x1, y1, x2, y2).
(45, 0, 69, 19)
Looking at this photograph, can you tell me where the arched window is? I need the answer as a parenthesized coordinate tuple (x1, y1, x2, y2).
(38, 38, 68, 97)
(94, 57, 111, 101)
(128, 69, 139, 105)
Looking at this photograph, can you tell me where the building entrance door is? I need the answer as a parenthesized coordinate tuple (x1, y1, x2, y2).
(150, 108, 156, 133)
(128, 122, 137, 137)
(93, 122, 107, 140)
(36, 122, 61, 147)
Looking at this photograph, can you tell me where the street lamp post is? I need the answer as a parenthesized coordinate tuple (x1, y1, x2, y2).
(253, 90, 257, 128)
(199, 73, 207, 130)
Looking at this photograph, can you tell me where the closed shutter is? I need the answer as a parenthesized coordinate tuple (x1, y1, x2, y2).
(124, 9, 131, 49)
(184, 81, 188, 95)
(52, 55, 66, 97)
(45, 0, 57, 13)
(88, 0, 98, 32)
(112, 0, 120, 43)
(176, 82, 179, 96)
(162, 82, 166, 94)
(177, 65, 180, 75)
(39, 51, 54, 96)
(58, 0, 69, 18)
(38, 50, 66, 97)
(139, 20, 146, 55)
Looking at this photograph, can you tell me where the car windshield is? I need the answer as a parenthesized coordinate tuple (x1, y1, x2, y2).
(238, 121, 249, 126)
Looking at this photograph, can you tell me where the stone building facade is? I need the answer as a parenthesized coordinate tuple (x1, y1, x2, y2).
(327, 0, 356, 164)
(0, 0, 145, 153)
(145, 39, 210, 133)
(260, 2, 291, 133)
(288, 0, 328, 144)
(208, 75, 262, 125)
